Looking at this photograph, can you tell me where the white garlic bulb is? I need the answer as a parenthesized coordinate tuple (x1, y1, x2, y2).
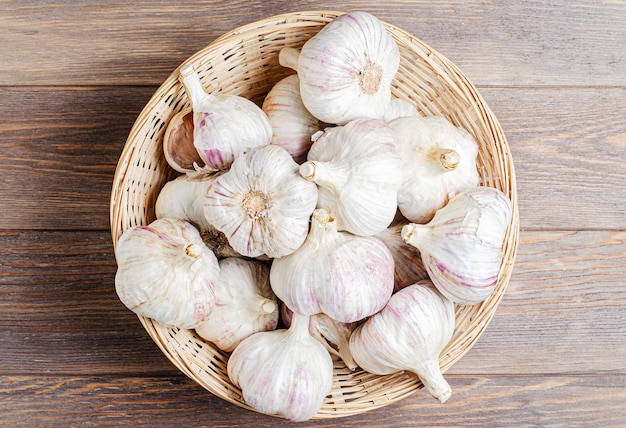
(402, 186, 513, 305)
(270, 209, 394, 323)
(349, 280, 455, 403)
(376, 222, 428, 292)
(262, 74, 323, 163)
(281, 304, 359, 371)
(228, 312, 333, 421)
(300, 118, 402, 236)
(279, 11, 400, 125)
(155, 173, 217, 231)
(383, 97, 419, 123)
(179, 65, 272, 172)
(163, 107, 205, 174)
(195, 258, 278, 352)
(114, 218, 220, 329)
(390, 115, 480, 223)
(204, 144, 318, 258)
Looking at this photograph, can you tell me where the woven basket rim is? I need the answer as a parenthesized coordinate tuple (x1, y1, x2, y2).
(110, 10, 520, 420)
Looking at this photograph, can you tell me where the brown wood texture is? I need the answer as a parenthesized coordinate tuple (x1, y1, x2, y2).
(1, 0, 625, 426)
(2, 375, 626, 426)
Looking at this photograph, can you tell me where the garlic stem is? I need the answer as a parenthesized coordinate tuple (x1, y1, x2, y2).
(179, 65, 212, 110)
(299, 160, 348, 195)
(312, 208, 331, 225)
(414, 359, 452, 404)
(401, 223, 428, 245)
(437, 149, 460, 171)
(278, 47, 300, 71)
(299, 161, 316, 180)
(287, 312, 312, 340)
(184, 243, 203, 259)
(259, 299, 277, 315)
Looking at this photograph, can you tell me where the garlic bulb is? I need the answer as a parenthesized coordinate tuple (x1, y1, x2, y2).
(204, 144, 318, 258)
(195, 258, 278, 352)
(383, 97, 419, 123)
(349, 280, 455, 403)
(376, 222, 428, 291)
(270, 208, 394, 323)
(228, 312, 333, 421)
(279, 11, 400, 125)
(179, 65, 272, 172)
(402, 186, 513, 305)
(390, 115, 480, 223)
(300, 118, 402, 236)
(163, 108, 205, 173)
(114, 218, 220, 329)
(155, 173, 217, 231)
(262, 74, 323, 163)
(281, 304, 359, 371)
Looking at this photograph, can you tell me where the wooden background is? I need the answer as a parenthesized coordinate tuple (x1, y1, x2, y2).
(1, 1, 625, 426)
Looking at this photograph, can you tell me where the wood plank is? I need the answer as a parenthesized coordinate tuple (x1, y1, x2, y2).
(1, 1, 625, 87)
(483, 87, 626, 231)
(1, 86, 624, 231)
(1, 229, 624, 376)
(1, 374, 624, 426)
(0, 230, 179, 375)
(0, 86, 154, 230)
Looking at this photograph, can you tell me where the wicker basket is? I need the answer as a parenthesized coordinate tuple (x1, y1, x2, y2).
(110, 10, 519, 419)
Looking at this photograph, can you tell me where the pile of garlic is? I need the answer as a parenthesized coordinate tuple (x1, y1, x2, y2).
(114, 11, 513, 421)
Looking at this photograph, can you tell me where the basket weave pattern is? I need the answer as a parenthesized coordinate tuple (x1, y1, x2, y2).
(110, 11, 519, 418)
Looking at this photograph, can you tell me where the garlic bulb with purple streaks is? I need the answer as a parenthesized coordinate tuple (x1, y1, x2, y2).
(204, 144, 318, 258)
(299, 118, 402, 236)
(195, 258, 278, 352)
(349, 280, 455, 403)
(114, 218, 219, 329)
(278, 11, 400, 125)
(179, 65, 272, 172)
(262, 74, 323, 163)
(402, 186, 513, 305)
(270, 208, 394, 323)
(390, 115, 480, 223)
(227, 312, 333, 421)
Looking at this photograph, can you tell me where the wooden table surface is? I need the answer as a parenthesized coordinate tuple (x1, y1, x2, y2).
(1, 1, 625, 426)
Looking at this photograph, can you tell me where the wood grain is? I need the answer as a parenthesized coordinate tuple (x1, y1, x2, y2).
(0, 230, 179, 375)
(1, 230, 624, 376)
(484, 87, 626, 231)
(1, 86, 624, 231)
(450, 230, 626, 375)
(1, 1, 625, 424)
(1, 1, 624, 86)
(0, 86, 152, 230)
(1, 374, 625, 426)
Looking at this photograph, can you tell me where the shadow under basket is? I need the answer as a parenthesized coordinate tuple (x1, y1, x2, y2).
(110, 10, 520, 419)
